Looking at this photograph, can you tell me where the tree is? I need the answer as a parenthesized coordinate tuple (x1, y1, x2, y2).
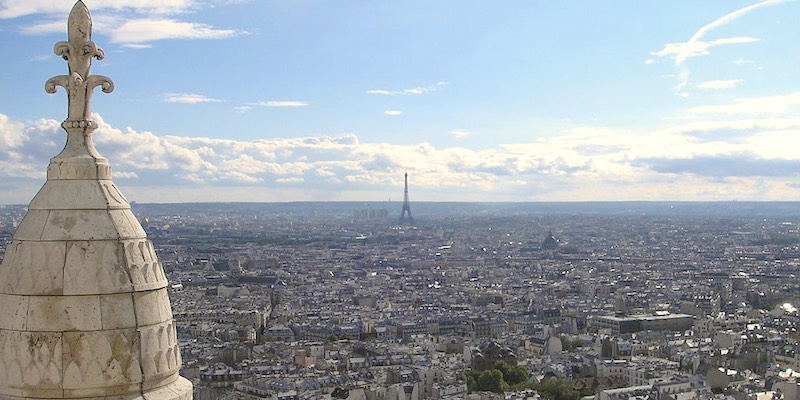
(466, 361, 531, 393)
(533, 378, 580, 400)
(493, 360, 529, 386)
(560, 336, 586, 351)
(466, 369, 505, 393)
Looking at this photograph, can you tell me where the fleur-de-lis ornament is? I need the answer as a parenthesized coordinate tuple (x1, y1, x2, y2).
(45, 0, 113, 160)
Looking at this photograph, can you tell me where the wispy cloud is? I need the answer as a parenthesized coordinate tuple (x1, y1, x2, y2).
(689, 92, 800, 115)
(696, 79, 743, 90)
(384, 110, 402, 116)
(251, 101, 308, 107)
(8, 0, 243, 46)
(651, 0, 787, 94)
(451, 130, 471, 139)
(120, 43, 153, 49)
(276, 177, 304, 183)
(162, 93, 224, 104)
(367, 82, 447, 96)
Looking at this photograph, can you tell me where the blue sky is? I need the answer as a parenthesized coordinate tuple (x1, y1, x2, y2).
(0, 0, 799, 204)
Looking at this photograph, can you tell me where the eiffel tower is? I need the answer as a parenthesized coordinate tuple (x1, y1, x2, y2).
(399, 170, 414, 223)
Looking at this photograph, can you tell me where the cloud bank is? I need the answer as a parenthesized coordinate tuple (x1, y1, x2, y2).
(3, 92, 800, 204)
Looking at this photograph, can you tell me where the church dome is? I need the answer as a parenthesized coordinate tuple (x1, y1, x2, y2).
(541, 230, 558, 250)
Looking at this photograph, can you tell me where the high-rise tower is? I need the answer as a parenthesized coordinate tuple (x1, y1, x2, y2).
(0, 2, 192, 398)
(399, 171, 414, 223)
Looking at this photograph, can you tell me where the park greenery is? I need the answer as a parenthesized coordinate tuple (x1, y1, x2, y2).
(465, 361, 579, 400)
(465, 361, 529, 393)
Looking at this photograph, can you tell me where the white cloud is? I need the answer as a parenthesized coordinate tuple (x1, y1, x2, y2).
(110, 18, 239, 44)
(367, 82, 447, 96)
(120, 43, 153, 49)
(113, 171, 139, 179)
(451, 130, 471, 139)
(696, 79, 743, 89)
(162, 93, 224, 104)
(252, 101, 308, 107)
(234, 106, 253, 113)
(7, 0, 243, 47)
(384, 110, 402, 116)
(0, 113, 25, 148)
(276, 177, 304, 183)
(652, 37, 760, 68)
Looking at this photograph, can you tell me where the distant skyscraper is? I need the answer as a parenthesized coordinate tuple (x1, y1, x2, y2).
(399, 171, 414, 223)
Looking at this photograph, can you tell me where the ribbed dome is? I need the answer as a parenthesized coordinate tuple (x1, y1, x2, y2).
(541, 230, 558, 250)
(0, 2, 192, 398)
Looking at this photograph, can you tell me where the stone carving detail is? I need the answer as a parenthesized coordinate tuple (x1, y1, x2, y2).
(44, 1, 113, 125)
(103, 182, 129, 206)
(64, 240, 132, 295)
(0, 241, 65, 295)
(62, 329, 141, 389)
(140, 321, 181, 380)
(0, 331, 63, 389)
(126, 239, 168, 290)
(47, 162, 112, 180)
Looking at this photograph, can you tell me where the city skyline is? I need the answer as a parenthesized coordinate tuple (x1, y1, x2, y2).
(0, 0, 799, 204)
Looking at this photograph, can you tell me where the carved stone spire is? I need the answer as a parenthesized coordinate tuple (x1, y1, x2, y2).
(0, 2, 193, 398)
(45, 0, 114, 171)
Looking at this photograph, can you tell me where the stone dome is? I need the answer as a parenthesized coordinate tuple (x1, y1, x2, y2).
(0, 2, 192, 398)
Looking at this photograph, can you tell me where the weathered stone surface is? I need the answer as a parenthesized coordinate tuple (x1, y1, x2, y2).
(0, 241, 65, 295)
(99, 293, 137, 330)
(47, 160, 112, 181)
(126, 240, 168, 291)
(0, 294, 28, 330)
(29, 180, 127, 211)
(27, 295, 102, 332)
(10, 210, 49, 241)
(62, 329, 141, 390)
(134, 290, 174, 327)
(0, 330, 63, 390)
(142, 377, 193, 400)
(139, 320, 181, 383)
(63, 240, 132, 295)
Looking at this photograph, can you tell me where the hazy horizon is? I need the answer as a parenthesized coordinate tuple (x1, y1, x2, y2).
(7, 200, 800, 219)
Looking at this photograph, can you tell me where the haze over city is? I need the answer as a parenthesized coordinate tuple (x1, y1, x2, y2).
(0, 0, 799, 204)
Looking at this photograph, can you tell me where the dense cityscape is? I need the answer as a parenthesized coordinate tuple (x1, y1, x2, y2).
(1, 201, 796, 400)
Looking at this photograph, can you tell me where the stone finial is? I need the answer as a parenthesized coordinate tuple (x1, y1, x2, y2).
(44, 1, 115, 177)
(45, 0, 114, 122)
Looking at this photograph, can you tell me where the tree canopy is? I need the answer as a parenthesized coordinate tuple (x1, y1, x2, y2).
(465, 360, 530, 393)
